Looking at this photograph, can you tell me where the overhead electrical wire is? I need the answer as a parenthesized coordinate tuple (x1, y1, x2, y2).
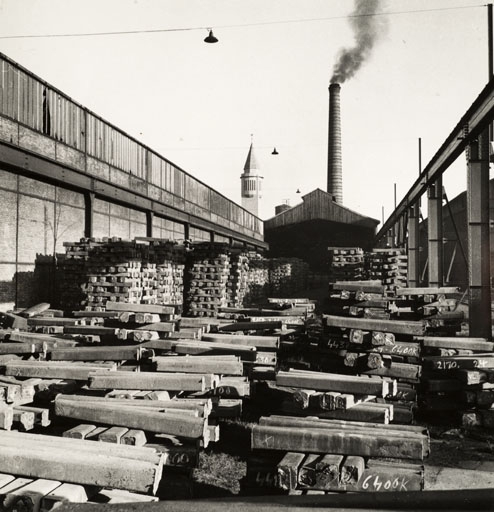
(0, 4, 485, 40)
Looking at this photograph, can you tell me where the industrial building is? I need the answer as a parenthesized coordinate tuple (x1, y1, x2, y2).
(0, 52, 266, 310)
(1, 5, 494, 503)
(264, 189, 379, 270)
(264, 81, 379, 270)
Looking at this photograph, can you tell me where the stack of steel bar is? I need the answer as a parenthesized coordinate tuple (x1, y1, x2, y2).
(321, 314, 422, 424)
(58, 238, 104, 311)
(183, 242, 231, 317)
(327, 280, 387, 318)
(227, 251, 250, 308)
(243, 253, 270, 306)
(394, 286, 463, 335)
(418, 336, 494, 425)
(328, 247, 365, 283)
(59, 238, 185, 312)
(149, 240, 185, 307)
(242, 414, 429, 495)
(366, 249, 408, 292)
(0, 300, 278, 500)
(269, 258, 309, 297)
(63, 239, 146, 310)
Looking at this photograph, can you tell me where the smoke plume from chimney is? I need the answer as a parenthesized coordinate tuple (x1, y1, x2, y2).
(331, 0, 388, 84)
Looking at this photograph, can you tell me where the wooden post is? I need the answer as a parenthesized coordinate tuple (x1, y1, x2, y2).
(467, 131, 492, 339)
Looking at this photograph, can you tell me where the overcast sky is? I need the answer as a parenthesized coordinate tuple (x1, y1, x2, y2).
(0, 0, 488, 224)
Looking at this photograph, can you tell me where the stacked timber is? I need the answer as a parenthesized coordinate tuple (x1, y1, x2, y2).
(367, 249, 408, 292)
(328, 247, 365, 282)
(184, 243, 231, 317)
(243, 415, 428, 494)
(269, 258, 309, 297)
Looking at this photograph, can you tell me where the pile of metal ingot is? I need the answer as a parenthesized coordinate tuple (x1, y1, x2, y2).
(269, 258, 309, 297)
(366, 249, 408, 292)
(243, 415, 428, 495)
(59, 238, 185, 311)
(328, 247, 365, 282)
(227, 251, 250, 308)
(0, 297, 294, 504)
(184, 243, 231, 317)
(243, 253, 270, 306)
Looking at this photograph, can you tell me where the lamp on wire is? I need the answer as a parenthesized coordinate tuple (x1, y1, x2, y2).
(296, 188, 301, 194)
(271, 147, 279, 155)
(204, 29, 218, 43)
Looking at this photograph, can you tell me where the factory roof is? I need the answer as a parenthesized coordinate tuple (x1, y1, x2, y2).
(264, 188, 380, 230)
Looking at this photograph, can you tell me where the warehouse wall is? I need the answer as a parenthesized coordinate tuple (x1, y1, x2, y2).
(93, 199, 147, 240)
(0, 166, 192, 310)
(0, 167, 86, 309)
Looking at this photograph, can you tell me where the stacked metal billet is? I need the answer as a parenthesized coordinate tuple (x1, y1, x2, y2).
(327, 280, 386, 318)
(243, 415, 428, 495)
(227, 251, 250, 308)
(269, 258, 309, 297)
(184, 242, 231, 317)
(59, 238, 185, 312)
(243, 253, 270, 306)
(366, 249, 408, 292)
(328, 247, 365, 283)
(394, 286, 463, 335)
(150, 240, 185, 307)
(418, 336, 494, 425)
(58, 238, 104, 311)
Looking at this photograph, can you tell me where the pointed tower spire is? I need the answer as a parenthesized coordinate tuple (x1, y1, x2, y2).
(240, 136, 263, 217)
(243, 142, 259, 174)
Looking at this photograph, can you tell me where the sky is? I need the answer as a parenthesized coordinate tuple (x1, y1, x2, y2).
(0, 0, 489, 225)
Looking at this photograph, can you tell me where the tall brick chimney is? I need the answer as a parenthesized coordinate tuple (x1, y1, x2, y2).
(327, 83, 343, 204)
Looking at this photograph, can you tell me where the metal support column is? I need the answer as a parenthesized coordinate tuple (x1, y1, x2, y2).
(407, 202, 420, 287)
(467, 131, 491, 338)
(427, 178, 443, 287)
(184, 222, 190, 242)
(386, 229, 394, 248)
(146, 211, 154, 238)
(84, 192, 95, 238)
